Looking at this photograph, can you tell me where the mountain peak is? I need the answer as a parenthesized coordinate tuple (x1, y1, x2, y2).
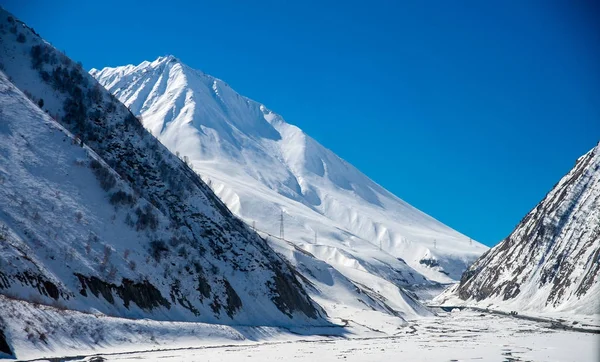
(92, 58, 488, 288)
(154, 54, 179, 65)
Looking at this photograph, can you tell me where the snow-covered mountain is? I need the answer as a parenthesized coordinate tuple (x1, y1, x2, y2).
(90, 56, 487, 292)
(0, 9, 326, 328)
(438, 144, 600, 315)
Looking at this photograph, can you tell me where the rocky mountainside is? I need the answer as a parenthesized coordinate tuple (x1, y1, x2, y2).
(90, 56, 487, 292)
(440, 144, 600, 314)
(0, 8, 326, 327)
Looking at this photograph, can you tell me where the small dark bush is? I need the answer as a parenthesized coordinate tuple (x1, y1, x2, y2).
(177, 246, 188, 258)
(16, 33, 25, 43)
(87, 85, 103, 103)
(31, 45, 42, 65)
(84, 126, 100, 142)
(40, 70, 50, 81)
(31, 44, 53, 70)
(169, 236, 185, 247)
(135, 204, 159, 231)
(149, 240, 168, 262)
(106, 101, 116, 113)
(90, 159, 116, 191)
(124, 113, 144, 133)
(63, 96, 86, 131)
(109, 190, 135, 206)
(90, 159, 102, 169)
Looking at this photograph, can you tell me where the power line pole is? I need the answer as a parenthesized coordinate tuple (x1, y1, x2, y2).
(314, 230, 317, 244)
(280, 211, 284, 239)
(252, 220, 255, 231)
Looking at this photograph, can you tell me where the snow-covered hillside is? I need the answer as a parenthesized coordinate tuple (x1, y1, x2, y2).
(90, 56, 487, 291)
(0, 8, 326, 329)
(438, 144, 600, 315)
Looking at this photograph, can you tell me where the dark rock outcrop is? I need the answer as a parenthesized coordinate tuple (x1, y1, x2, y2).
(0, 320, 13, 358)
(75, 274, 170, 311)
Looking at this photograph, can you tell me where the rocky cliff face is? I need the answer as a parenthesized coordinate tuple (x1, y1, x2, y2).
(452, 144, 600, 314)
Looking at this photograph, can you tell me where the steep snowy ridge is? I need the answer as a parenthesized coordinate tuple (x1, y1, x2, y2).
(0, 8, 325, 331)
(439, 144, 600, 315)
(91, 56, 488, 290)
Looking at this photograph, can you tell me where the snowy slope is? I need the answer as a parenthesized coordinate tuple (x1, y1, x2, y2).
(3, 295, 598, 362)
(438, 144, 600, 315)
(0, 9, 325, 328)
(90, 56, 487, 289)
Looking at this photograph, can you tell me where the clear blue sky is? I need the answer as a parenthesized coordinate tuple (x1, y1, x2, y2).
(3, 0, 599, 246)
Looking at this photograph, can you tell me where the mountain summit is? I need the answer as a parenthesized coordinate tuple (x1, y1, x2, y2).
(91, 56, 488, 288)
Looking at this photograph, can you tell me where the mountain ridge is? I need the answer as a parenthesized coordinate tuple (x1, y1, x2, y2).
(0, 8, 326, 327)
(437, 143, 600, 315)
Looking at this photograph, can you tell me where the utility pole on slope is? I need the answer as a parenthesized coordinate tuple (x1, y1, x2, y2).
(314, 230, 317, 244)
(252, 220, 255, 231)
(280, 211, 284, 240)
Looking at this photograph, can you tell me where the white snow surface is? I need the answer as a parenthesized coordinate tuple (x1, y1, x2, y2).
(90, 56, 487, 287)
(2, 295, 597, 362)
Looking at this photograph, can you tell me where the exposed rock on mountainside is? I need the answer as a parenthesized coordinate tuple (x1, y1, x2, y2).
(444, 144, 600, 314)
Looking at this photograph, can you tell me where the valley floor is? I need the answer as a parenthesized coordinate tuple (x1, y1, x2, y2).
(15, 308, 599, 362)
